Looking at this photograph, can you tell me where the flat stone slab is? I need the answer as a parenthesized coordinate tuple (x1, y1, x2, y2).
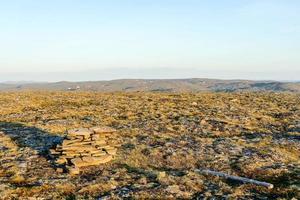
(92, 151, 107, 157)
(105, 148, 117, 156)
(91, 126, 117, 134)
(95, 145, 111, 150)
(56, 157, 67, 164)
(93, 140, 107, 146)
(62, 145, 98, 152)
(68, 167, 80, 176)
(62, 139, 83, 146)
(63, 141, 93, 147)
(84, 155, 113, 164)
(71, 155, 112, 167)
(50, 149, 61, 155)
(91, 134, 106, 141)
(68, 128, 93, 137)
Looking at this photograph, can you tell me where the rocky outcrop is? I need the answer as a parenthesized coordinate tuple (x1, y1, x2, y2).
(50, 126, 118, 175)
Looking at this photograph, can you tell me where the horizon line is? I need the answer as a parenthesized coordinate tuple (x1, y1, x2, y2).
(1, 77, 299, 84)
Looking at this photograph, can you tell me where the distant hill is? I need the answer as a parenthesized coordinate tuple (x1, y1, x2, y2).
(0, 79, 299, 92)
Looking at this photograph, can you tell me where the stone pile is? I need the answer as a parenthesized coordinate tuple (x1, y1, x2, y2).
(50, 126, 118, 175)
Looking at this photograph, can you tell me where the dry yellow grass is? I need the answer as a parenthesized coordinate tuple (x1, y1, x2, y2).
(0, 91, 299, 199)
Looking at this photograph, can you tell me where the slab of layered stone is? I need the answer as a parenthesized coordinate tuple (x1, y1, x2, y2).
(77, 141, 93, 145)
(67, 128, 93, 138)
(62, 145, 97, 151)
(56, 157, 67, 164)
(85, 155, 113, 164)
(92, 151, 107, 157)
(50, 149, 61, 155)
(71, 155, 113, 168)
(62, 139, 83, 146)
(68, 167, 80, 176)
(91, 126, 117, 134)
(93, 140, 107, 146)
(61, 154, 80, 159)
(91, 134, 107, 141)
(95, 145, 111, 150)
(61, 151, 81, 156)
(104, 147, 117, 156)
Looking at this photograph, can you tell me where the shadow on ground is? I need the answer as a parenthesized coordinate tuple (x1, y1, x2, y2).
(0, 121, 63, 155)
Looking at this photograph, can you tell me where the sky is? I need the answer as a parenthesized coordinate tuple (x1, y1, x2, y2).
(0, 0, 299, 82)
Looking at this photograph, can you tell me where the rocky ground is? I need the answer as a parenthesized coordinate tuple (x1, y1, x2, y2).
(0, 91, 299, 199)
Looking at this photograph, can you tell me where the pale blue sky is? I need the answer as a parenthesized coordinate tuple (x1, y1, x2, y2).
(0, 0, 299, 81)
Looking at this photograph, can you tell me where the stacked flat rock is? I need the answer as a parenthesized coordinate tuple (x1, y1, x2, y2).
(51, 126, 118, 175)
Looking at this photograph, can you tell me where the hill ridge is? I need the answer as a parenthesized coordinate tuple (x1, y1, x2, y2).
(0, 78, 299, 92)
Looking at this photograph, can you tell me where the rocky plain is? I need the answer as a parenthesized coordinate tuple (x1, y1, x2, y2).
(0, 91, 299, 199)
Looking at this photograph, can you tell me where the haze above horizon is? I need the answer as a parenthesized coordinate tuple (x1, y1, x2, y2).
(0, 0, 299, 82)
